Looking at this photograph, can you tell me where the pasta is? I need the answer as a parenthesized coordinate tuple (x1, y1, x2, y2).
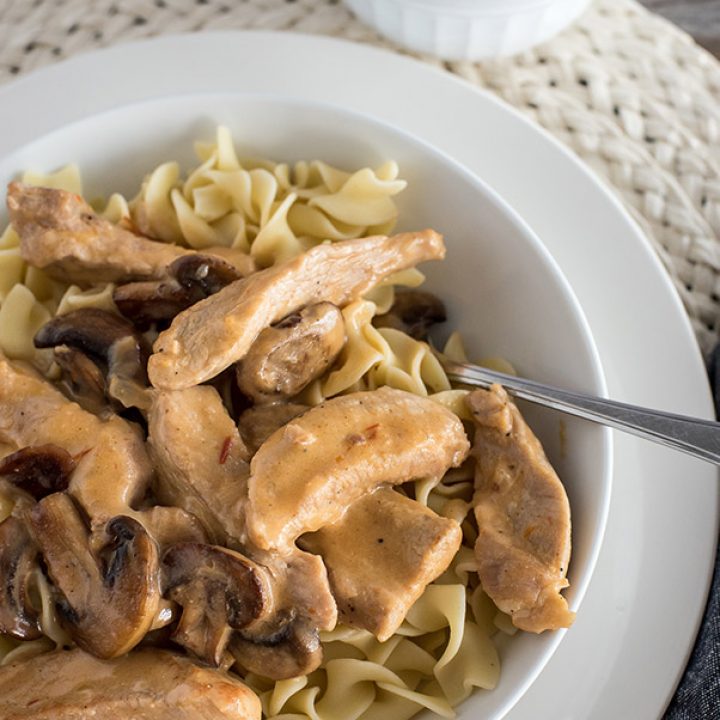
(0, 128, 522, 720)
(130, 126, 406, 267)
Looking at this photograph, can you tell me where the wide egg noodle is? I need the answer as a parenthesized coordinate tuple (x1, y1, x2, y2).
(0, 167, 88, 370)
(56, 283, 118, 316)
(130, 126, 406, 267)
(303, 300, 452, 404)
(363, 267, 425, 315)
(0, 284, 52, 370)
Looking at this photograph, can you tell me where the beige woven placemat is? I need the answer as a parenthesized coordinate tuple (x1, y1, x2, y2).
(1, 0, 718, 354)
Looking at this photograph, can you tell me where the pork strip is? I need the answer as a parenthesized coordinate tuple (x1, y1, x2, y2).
(468, 385, 575, 632)
(301, 487, 462, 640)
(247, 386, 469, 551)
(0, 647, 261, 719)
(6, 182, 255, 286)
(148, 229, 445, 390)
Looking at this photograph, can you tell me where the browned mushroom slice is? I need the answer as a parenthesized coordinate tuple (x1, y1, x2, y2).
(300, 488, 462, 641)
(467, 385, 575, 632)
(171, 254, 242, 296)
(373, 290, 447, 340)
(0, 444, 75, 500)
(237, 303, 345, 403)
(238, 402, 309, 456)
(230, 614, 321, 680)
(247, 386, 470, 551)
(0, 516, 41, 640)
(7, 182, 256, 286)
(34, 308, 151, 411)
(113, 279, 193, 328)
(148, 229, 446, 390)
(35, 308, 148, 381)
(0, 647, 262, 719)
(162, 544, 271, 666)
(53, 345, 108, 414)
(27, 492, 160, 658)
(148, 386, 250, 545)
(114, 255, 243, 329)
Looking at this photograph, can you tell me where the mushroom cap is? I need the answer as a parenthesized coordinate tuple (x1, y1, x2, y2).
(34, 309, 147, 366)
(373, 290, 446, 340)
(0, 444, 76, 500)
(53, 345, 108, 415)
(113, 280, 199, 329)
(35, 308, 151, 411)
(162, 543, 271, 666)
(28, 492, 160, 658)
(113, 256, 243, 330)
(230, 615, 322, 680)
(170, 255, 241, 296)
(0, 516, 41, 640)
(237, 303, 345, 403)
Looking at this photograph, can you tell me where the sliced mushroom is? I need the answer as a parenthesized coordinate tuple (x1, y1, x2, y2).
(27, 492, 160, 658)
(113, 279, 193, 328)
(468, 385, 575, 632)
(171, 254, 242, 296)
(238, 402, 308, 456)
(247, 386, 470, 551)
(53, 345, 108, 414)
(0, 516, 41, 640)
(34, 308, 151, 411)
(373, 290, 446, 340)
(7, 182, 256, 286)
(162, 543, 271, 666)
(149, 229, 446, 390)
(0, 647, 262, 720)
(114, 255, 242, 329)
(0, 444, 75, 500)
(237, 303, 345, 403)
(230, 614, 322, 680)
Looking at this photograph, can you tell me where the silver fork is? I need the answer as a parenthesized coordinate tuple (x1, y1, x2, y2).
(440, 357, 720, 466)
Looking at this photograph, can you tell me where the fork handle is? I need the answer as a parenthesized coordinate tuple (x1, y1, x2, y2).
(444, 360, 720, 465)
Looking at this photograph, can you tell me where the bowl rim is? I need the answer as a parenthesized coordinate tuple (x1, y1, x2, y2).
(346, 0, 592, 17)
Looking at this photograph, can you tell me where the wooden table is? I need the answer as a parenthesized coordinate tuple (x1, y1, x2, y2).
(640, 0, 720, 56)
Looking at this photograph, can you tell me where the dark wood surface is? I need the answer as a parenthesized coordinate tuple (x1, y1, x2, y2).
(639, 0, 720, 57)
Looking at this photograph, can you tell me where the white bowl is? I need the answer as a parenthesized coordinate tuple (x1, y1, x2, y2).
(345, 0, 594, 60)
(0, 94, 611, 719)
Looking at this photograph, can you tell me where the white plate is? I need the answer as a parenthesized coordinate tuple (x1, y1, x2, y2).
(0, 32, 716, 720)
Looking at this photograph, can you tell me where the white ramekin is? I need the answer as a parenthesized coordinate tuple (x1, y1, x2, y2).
(344, 0, 594, 60)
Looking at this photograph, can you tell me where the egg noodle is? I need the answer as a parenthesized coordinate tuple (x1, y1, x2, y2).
(0, 128, 515, 719)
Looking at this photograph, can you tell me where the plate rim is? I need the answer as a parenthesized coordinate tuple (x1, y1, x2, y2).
(0, 29, 715, 720)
